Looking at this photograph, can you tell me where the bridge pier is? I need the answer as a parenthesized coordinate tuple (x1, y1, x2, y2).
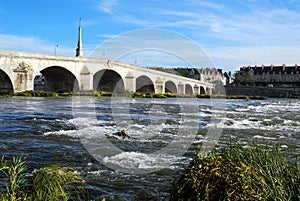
(178, 83, 184, 94)
(125, 73, 134, 93)
(13, 62, 34, 92)
(193, 85, 199, 94)
(155, 78, 163, 93)
(79, 66, 93, 91)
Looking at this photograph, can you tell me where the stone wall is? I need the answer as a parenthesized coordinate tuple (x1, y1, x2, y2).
(225, 86, 300, 97)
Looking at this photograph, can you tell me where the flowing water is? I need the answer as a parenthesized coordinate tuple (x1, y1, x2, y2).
(0, 96, 299, 200)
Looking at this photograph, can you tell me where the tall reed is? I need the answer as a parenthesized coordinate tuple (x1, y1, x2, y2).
(0, 156, 84, 201)
(170, 143, 300, 200)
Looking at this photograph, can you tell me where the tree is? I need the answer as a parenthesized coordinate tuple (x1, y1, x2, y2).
(233, 70, 255, 85)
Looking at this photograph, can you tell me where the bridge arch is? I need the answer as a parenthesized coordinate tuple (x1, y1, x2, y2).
(165, 80, 177, 94)
(185, 84, 193, 95)
(94, 69, 125, 93)
(200, 86, 205, 94)
(136, 76, 154, 93)
(0, 69, 13, 94)
(40, 66, 79, 92)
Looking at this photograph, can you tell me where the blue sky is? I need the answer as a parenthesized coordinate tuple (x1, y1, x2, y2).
(0, 0, 300, 72)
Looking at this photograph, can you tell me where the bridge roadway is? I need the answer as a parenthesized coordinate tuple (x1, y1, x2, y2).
(0, 50, 214, 95)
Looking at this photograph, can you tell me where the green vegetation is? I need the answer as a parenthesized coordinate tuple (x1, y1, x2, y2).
(9, 90, 269, 100)
(150, 67, 190, 77)
(0, 156, 84, 201)
(131, 92, 177, 98)
(164, 92, 176, 98)
(7, 89, 298, 100)
(95, 91, 113, 97)
(1, 94, 13, 98)
(234, 70, 256, 85)
(170, 143, 300, 201)
(196, 94, 212, 98)
(175, 68, 190, 77)
(152, 93, 168, 98)
(9, 90, 180, 98)
(131, 92, 154, 98)
(14, 90, 59, 97)
(12, 90, 114, 97)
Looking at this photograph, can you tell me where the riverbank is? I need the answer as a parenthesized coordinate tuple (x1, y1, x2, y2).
(0, 156, 84, 201)
(225, 85, 300, 98)
(2, 86, 300, 99)
(2, 90, 270, 100)
(170, 143, 300, 200)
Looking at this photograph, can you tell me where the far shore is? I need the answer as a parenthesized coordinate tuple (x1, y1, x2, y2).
(1, 89, 300, 99)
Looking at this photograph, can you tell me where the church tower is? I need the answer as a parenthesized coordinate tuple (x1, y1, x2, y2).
(76, 18, 84, 57)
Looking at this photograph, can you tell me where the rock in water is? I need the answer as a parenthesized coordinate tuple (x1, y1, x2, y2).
(118, 130, 130, 139)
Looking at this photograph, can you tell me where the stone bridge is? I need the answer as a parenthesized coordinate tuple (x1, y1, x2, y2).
(0, 50, 214, 95)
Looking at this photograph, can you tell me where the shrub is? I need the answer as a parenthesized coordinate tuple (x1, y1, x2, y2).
(153, 93, 167, 98)
(170, 143, 300, 201)
(196, 94, 211, 98)
(0, 156, 84, 201)
(27, 165, 83, 201)
(14, 90, 59, 97)
(164, 92, 176, 98)
(131, 92, 153, 98)
(99, 91, 113, 97)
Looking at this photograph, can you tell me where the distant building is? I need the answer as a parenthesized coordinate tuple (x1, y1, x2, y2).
(224, 71, 233, 85)
(239, 64, 300, 87)
(189, 68, 226, 84)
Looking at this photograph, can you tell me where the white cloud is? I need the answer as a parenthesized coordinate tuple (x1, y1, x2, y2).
(206, 45, 300, 71)
(97, 34, 118, 39)
(95, 0, 300, 47)
(0, 34, 74, 56)
(91, 0, 300, 71)
(192, 1, 225, 11)
(98, 0, 118, 14)
(2, 0, 298, 73)
(89, 29, 214, 68)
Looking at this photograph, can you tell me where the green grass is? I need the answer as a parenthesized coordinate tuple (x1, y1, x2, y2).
(95, 91, 113, 97)
(131, 92, 174, 98)
(0, 156, 84, 201)
(170, 143, 300, 201)
(14, 90, 59, 97)
(196, 94, 212, 99)
(131, 92, 153, 98)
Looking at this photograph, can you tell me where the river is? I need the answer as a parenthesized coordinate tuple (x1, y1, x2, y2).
(0, 96, 299, 200)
